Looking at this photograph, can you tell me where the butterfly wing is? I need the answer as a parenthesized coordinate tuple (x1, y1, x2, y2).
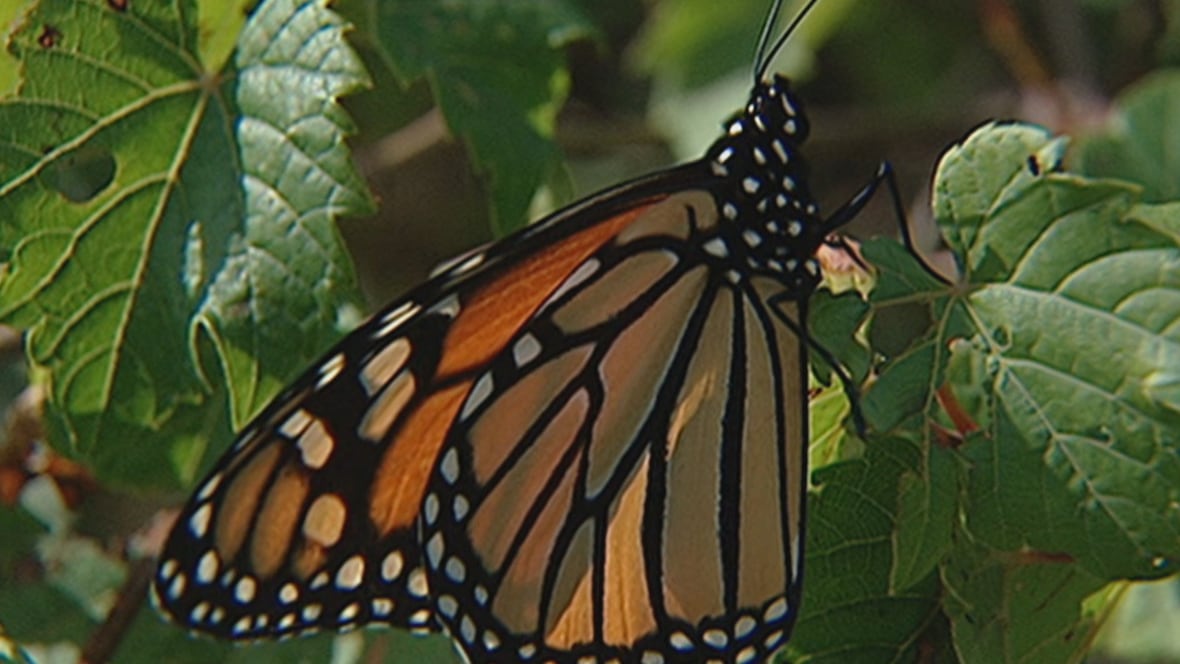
(151, 170, 693, 641)
(156, 72, 830, 663)
(421, 188, 811, 662)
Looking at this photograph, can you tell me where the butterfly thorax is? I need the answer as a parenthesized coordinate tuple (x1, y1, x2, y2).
(703, 74, 825, 296)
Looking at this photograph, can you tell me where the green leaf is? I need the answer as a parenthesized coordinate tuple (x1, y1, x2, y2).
(786, 438, 942, 662)
(929, 124, 1180, 579)
(859, 237, 963, 432)
(941, 543, 1106, 664)
(201, 0, 373, 433)
(932, 123, 1071, 281)
(0, 0, 372, 486)
(891, 442, 958, 592)
(1075, 70, 1180, 203)
(373, 0, 593, 234)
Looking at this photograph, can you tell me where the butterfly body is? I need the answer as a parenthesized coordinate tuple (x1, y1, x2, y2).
(155, 64, 843, 662)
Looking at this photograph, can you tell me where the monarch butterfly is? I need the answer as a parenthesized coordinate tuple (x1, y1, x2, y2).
(152, 0, 906, 661)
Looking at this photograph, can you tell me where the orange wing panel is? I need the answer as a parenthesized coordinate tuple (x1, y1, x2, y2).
(437, 203, 658, 378)
(370, 200, 662, 537)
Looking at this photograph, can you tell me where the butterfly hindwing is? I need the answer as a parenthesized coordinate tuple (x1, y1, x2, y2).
(421, 191, 811, 662)
(152, 293, 459, 638)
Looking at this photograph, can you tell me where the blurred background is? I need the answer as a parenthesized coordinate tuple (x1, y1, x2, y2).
(339, 0, 1168, 304)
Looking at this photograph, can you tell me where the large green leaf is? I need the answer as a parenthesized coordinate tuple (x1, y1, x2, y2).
(863, 123, 1180, 581)
(372, 0, 593, 234)
(941, 127, 1180, 579)
(941, 543, 1106, 664)
(828, 122, 1180, 663)
(0, 0, 372, 486)
(786, 436, 943, 663)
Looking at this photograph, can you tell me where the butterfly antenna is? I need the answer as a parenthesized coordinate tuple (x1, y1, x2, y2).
(754, 0, 822, 82)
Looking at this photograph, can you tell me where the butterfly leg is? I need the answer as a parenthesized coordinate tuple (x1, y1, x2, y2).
(821, 162, 906, 234)
(826, 161, 952, 283)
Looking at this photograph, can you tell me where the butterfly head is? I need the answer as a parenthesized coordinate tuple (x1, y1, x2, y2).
(706, 74, 825, 293)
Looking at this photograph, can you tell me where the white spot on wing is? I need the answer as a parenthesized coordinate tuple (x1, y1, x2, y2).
(189, 503, 212, 538)
(280, 408, 313, 439)
(196, 551, 219, 584)
(316, 353, 345, 389)
(381, 551, 404, 581)
(704, 629, 727, 648)
(374, 301, 420, 338)
(372, 598, 393, 616)
(302, 603, 322, 622)
(336, 555, 365, 590)
(440, 448, 459, 484)
(445, 556, 466, 582)
(339, 602, 360, 622)
(297, 417, 333, 469)
(461, 615, 476, 643)
(360, 337, 412, 396)
(735, 615, 756, 638)
(703, 238, 728, 258)
(234, 576, 256, 604)
(359, 370, 416, 442)
(426, 533, 444, 568)
(452, 494, 470, 521)
(764, 597, 788, 622)
(408, 567, 429, 598)
(461, 373, 493, 420)
(513, 333, 542, 367)
(409, 609, 431, 625)
(424, 492, 440, 525)
(546, 258, 600, 306)
(196, 474, 222, 500)
(168, 573, 186, 600)
(430, 294, 461, 318)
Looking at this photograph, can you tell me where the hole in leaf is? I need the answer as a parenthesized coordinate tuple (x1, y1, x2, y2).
(43, 147, 116, 203)
(37, 25, 61, 48)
